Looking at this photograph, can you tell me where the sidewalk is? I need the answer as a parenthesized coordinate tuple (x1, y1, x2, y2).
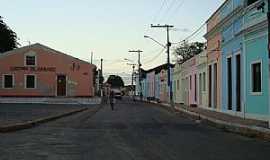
(144, 99, 270, 140)
(174, 104, 269, 128)
(0, 97, 101, 105)
(0, 103, 91, 132)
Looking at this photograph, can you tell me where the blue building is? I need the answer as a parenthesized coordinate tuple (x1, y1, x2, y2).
(242, 0, 269, 120)
(220, 0, 245, 116)
(219, 0, 269, 121)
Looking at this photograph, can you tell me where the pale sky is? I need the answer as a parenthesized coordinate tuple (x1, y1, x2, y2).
(1, 0, 224, 84)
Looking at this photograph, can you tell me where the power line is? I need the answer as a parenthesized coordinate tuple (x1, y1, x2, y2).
(160, 0, 179, 22)
(173, 22, 206, 44)
(166, 0, 185, 22)
(143, 48, 166, 64)
(152, 0, 168, 23)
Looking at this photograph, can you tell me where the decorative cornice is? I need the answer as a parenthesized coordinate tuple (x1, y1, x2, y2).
(205, 6, 244, 39)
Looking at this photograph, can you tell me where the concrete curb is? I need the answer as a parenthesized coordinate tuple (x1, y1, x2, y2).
(0, 108, 88, 133)
(146, 100, 270, 140)
(0, 97, 101, 105)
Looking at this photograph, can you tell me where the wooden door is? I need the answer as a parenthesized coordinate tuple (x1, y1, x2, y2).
(57, 75, 66, 96)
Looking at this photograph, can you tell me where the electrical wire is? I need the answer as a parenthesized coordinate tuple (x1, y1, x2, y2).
(160, 0, 179, 22)
(166, 0, 185, 22)
(143, 48, 166, 65)
(152, 0, 168, 23)
(173, 22, 206, 44)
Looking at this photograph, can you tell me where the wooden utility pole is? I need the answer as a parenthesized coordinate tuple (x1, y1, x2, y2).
(127, 63, 136, 101)
(91, 52, 93, 64)
(151, 24, 174, 106)
(100, 58, 103, 97)
(129, 50, 143, 100)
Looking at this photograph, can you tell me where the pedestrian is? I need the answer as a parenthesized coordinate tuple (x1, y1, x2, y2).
(109, 90, 115, 110)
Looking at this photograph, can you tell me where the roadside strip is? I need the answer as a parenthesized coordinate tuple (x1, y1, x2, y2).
(146, 100, 270, 140)
(0, 108, 88, 133)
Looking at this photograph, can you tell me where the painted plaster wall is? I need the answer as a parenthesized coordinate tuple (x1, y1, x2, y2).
(141, 78, 147, 98)
(155, 73, 160, 100)
(196, 51, 208, 108)
(220, 0, 244, 20)
(221, 16, 244, 112)
(243, 0, 269, 119)
(244, 31, 269, 117)
(160, 69, 168, 103)
(0, 44, 95, 97)
(173, 63, 183, 104)
(181, 57, 197, 106)
(146, 71, 155, 98)
(207, 33, 222, 110)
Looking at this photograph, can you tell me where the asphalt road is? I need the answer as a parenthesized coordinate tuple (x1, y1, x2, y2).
(0, 98, 269, 160)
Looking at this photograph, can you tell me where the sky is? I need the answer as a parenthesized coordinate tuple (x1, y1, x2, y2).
(1, 0, 224, 84)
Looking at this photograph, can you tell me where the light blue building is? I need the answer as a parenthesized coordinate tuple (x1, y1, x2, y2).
(220, 0, 245, 115)
(243, 0, 269, 120)
(155, 73, 160, 101)
(220, 0, 269, 120)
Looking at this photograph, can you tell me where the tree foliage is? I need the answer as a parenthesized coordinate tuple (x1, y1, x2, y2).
(106, 75, 125, 88)
(0, 16, 19, 53)
(173, 41, 205, 62)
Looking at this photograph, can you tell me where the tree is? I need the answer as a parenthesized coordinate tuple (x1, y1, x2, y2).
(106, 75, 125, 88)
(173, 41, 205, 62)
(0, 16, 19, 53)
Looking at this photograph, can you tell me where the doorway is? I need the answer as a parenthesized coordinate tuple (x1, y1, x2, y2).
(57, 75, 66, 96)
(236, 54, 241, 112)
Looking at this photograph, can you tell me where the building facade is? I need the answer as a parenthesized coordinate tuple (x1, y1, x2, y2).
(196, 50, 208, 108)
(173, 63, 183, 104)
(220, 0, 245, 116)
(242, 0, 269, 120)
(205, 5, 222, 111)
(0, 43, 96, 97)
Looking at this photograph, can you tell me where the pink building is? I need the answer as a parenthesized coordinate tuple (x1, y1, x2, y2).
(0, 43, 96, 97)
(146, 70, 155, 99)
(205, 8, 222, 110)
(182, 56, 197, 107)
(159, 69, 168, 103)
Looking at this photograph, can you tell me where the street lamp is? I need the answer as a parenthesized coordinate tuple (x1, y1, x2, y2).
(124, 58, 134, 63)
(144, 35, 166, 48)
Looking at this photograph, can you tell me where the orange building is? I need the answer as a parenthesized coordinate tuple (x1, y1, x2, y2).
(205, 8, 222, 110)
(0, 43, 96, 97)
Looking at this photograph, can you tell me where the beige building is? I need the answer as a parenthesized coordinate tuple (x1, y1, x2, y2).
(196, 50, 208, 108)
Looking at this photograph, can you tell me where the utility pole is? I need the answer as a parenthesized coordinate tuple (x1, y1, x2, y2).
(151, 24, 174, 106)
(129, 50, 143, 100)
(100, 58, 103, 97)
(91, 52, 93, 64)
(127, 63, 136, 101)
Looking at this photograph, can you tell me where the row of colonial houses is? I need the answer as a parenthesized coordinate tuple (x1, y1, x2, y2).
(137, 0, 270, 121)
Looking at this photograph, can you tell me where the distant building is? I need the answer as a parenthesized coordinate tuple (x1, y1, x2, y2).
(0, 43, 96, 97)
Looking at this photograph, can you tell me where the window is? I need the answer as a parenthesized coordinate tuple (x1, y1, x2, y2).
(25, 55, 36, 66)
(25, 75, 36, 89)
(177, 80, 179, 90)
(3, 75, 14, 89)
(251, 62, 262, 93)
(247, 0, 258, 6)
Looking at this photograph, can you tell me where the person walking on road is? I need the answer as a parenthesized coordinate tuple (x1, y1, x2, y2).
(109, 90, 115, 111)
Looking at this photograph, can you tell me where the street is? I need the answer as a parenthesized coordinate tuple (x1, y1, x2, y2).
(0, 98, 269, 160)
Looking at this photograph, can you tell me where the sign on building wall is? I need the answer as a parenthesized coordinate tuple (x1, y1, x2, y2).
(10, 66, 56, 72)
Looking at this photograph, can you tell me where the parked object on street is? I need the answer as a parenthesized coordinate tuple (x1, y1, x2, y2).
(111, 88, 122, 100)
(109, 90, 115, 110)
